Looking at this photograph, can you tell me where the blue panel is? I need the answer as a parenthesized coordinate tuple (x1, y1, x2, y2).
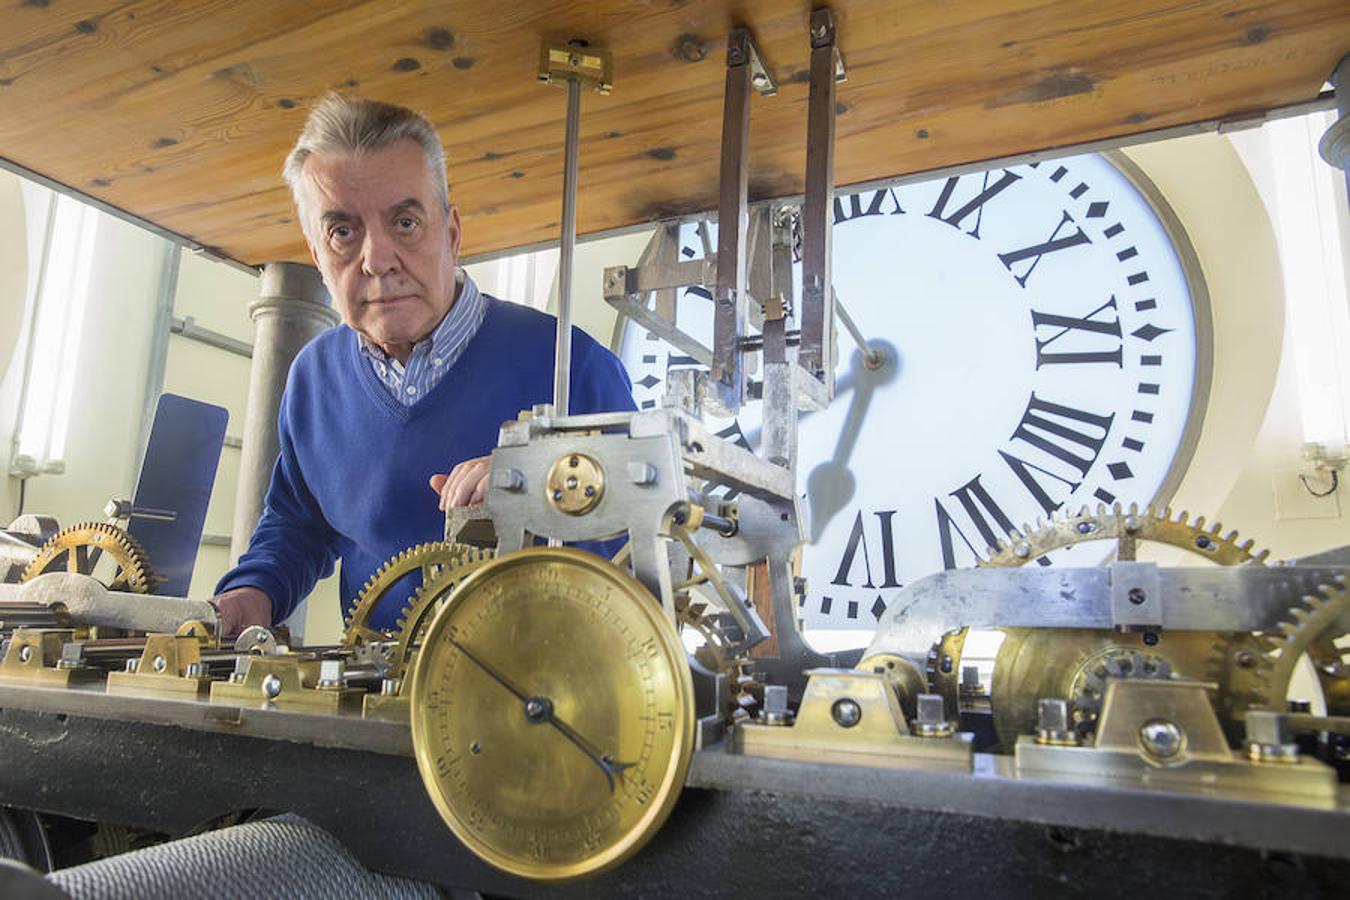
(127, 394, 228, 597)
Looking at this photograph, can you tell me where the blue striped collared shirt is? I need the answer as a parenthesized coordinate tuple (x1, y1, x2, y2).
(357, 270, 488, 406)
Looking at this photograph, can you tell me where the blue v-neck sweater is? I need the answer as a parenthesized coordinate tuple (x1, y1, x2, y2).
(216, 296, 635, 629)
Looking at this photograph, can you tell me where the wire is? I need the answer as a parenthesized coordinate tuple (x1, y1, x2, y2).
(15, 477, 26, 517)
(1299, 469, 1339, 498)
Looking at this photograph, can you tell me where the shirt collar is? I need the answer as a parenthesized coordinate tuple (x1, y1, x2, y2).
(357, 269, 483, 363)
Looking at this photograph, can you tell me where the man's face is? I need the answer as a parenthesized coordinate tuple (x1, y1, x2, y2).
(299, 139, 461, 362)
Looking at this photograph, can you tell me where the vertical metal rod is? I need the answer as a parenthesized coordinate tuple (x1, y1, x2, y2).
(713, 30, 753, 414)
(554, 77, 582, 417)
(801, 8, 838, 394)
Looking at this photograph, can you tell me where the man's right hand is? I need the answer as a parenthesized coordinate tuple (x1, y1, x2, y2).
(211, 587, 273, 639)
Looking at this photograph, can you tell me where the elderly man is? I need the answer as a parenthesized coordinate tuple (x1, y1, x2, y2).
(212, 95, 635, 636)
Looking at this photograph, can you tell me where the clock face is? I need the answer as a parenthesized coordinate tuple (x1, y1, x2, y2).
(620, 152, 1208, 631)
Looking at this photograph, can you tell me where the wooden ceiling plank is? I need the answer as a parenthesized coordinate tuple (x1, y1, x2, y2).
(0, 1, 1344, 265)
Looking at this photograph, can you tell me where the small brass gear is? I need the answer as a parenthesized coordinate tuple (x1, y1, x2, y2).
(981, 502, 1270, 567)
(1257, 578, 1350, 715)
(675, 593, 760, 722)
(342, 542, 491, 651)
(924, 628, 970, 720)
(19, 522, 155, 593)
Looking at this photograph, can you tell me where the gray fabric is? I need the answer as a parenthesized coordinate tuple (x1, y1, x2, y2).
(47, 815, 442, 899)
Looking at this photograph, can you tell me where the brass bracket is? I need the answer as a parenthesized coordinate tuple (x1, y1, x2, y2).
(735, 668, 972, 770)
(209, 655, 361, 714)
(538, 42, 613, 94)
(1015, 679, 1338, 800)
(106, 633, 211, 698)
(0, 629, 98, 687)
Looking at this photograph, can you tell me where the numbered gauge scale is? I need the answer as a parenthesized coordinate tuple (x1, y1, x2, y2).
(620, 152, 1210, 634)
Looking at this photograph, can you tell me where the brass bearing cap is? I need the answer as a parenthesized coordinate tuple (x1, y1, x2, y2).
(546, 453, 605, 515)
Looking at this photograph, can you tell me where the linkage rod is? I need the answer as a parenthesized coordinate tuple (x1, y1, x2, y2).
(554, 77, 583, 417)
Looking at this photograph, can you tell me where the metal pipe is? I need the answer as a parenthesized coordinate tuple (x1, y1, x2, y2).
(554, 77, 582, 418)
(230, 263, 336, 582)
(833, 290, 882, 369)
(171, 316, 254, 358)
(1323, 55, 1350, 204)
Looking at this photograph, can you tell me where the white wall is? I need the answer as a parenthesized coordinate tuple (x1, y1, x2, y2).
(1126, 129, 1350, 563)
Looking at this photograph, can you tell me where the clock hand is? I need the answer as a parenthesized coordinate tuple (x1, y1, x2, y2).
(448, 635, 533, 702)
(449, 637, 633, 793)
(525, 696, 635, 793)
(805, 339, 897, 543)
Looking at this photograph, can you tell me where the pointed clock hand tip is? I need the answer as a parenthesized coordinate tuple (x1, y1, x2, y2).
(805, 461, 856, 543)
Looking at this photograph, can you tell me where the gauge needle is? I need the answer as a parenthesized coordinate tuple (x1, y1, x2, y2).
(805, 339, 898, 543)
(448, 637, 634, 793)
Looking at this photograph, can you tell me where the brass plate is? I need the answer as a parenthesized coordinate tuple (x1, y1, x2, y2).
(545, 453, 605, 516)
(409, 547, 694, 882)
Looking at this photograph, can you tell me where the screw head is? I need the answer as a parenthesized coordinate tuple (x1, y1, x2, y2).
(1128, 587, 1147, 605)
(1014, 542, 1032, 558)
(261, 674, 283, 700)
(831, 698, 862, 728)
(1139, 718, 1184, 759)
(152, 655, 168, 673)
(18, 645, 32, 664)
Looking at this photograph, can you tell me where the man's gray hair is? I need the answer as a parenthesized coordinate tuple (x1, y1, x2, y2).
(282, 94, 449, 234)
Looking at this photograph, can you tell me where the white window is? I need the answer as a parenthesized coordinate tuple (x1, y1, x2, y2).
(10, 189, 101, 477)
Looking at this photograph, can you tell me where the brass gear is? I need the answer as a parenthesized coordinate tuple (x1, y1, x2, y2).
(341, 542, 493, 671)
(981, 502, 1270, 567)
(1257, 578, 1350, 715)
(386, 545, 496, 679)
(675, 593, 760, 722)
(924, 628, 970, 721)
(991, 628, 1272, 748)
(19, 522, 155, 593)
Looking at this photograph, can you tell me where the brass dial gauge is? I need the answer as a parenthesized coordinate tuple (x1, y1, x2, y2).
(409, 547, 695, 881)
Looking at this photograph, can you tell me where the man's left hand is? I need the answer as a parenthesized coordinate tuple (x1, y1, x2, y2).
(430, 455, 491, 510)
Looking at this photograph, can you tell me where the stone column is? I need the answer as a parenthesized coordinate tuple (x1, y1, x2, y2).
(230, 263, 337, 569)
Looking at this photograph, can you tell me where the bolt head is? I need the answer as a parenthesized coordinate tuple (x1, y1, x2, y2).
(1139, 718, 1184, 759)
(831, 698, 862, 728)
(18, 645, 32, 664)
(261, 673, 283, 700)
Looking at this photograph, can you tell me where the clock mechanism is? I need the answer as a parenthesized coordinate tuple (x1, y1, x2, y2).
(1, 12, 1349, 893)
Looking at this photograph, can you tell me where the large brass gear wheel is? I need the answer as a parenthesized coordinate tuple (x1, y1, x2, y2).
(981, 502, 1270, 567)
(19, 522, 155, 593)
(1256, 578, 1350, 716)
(341, 542, 493, 678)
